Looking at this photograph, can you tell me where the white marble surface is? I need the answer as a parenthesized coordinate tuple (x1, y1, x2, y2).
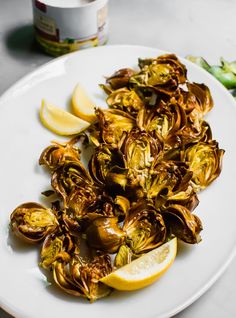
(0, 0, 236, 317)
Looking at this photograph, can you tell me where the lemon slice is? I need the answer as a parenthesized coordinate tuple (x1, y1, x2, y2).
(100, 238, 177, 291)
(71, 83, 97, 123)
(40, 99, 90, 136)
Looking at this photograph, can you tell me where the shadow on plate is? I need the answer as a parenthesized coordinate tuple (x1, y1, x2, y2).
(177, 239, 199, 259)
(44, 275, 147, 305)
(7, 227, 36, 253)
(45, 283, 88, 304)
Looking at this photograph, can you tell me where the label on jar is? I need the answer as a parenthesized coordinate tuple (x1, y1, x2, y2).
(35, 14, 57, 37)
(32, 0, 108, 56)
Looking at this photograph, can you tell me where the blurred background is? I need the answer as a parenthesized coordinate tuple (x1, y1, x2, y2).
(1, 0, 236, 93)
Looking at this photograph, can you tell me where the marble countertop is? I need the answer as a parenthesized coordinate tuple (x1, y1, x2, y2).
(0, 0, 236, 317)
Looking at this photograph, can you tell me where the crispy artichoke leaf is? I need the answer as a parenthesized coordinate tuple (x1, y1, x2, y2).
(10, 202, 59, 243)
(179, 83, 213, 117)
(184, 83, 213, 135)
(106, 68, 136, 89)
(40, 233, 75, 269)
(167, 188, 199, 212)
(82, 193, 117, 218)
(53, 260, 84, 297)
(177, 120, 212, 147)
(99, 83, 113, 95)
(39, 138, 81, 171)
(72, 254, 112, 301)
(105, 165, 128, 190)
(190, 82, 214, 115)
(161, 204, 203, 244)
(114, 195, 130, 219)
(129, 64, 176, 95)
(150, 104, 186, 137)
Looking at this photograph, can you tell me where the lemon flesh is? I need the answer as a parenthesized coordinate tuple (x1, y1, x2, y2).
(71, 83, 97, 123)
(40, 99, 90, 136)
(100, 238, 177, 291)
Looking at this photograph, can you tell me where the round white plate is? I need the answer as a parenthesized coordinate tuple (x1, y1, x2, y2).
(0, 45, 236, 318)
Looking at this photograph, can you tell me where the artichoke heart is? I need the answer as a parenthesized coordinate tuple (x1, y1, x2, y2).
(123, 200, 166, 254)
(120, 128, 163, 190)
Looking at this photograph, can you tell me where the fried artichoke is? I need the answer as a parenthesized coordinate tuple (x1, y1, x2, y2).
(130, 54, 187, 95)
(106, 87, 145, 115)
(146, 160, 193, 206)
(120, 128, 163, 190)
(39, 138, 81, 171)
(89, 143, 127, 190)
(182, 141, 225, 191)
(51, 160, 94, 205)
(40, 232, 75, 269)
(161, 204, 203, 244)
(123, 201, 166, 254)
(95, 108, 136, 147)
(52, 254, 112, 301)
(10, 202, 59, 243)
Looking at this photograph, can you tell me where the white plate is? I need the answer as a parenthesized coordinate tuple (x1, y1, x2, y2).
(0, 45, 236, 318)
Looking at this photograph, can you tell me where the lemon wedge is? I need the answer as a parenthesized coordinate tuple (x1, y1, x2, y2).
(71, 83, 97, 123)
(40, 99, 90, 136)
(100, 238, 177, 291)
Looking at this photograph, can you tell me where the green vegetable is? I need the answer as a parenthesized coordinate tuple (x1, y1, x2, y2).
(187, 55, 236, 90)
(209, 65, 236, 89)
(186, 55, 211, 72)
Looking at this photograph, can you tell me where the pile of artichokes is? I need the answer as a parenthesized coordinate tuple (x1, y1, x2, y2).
(10, 54, 224, 301)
